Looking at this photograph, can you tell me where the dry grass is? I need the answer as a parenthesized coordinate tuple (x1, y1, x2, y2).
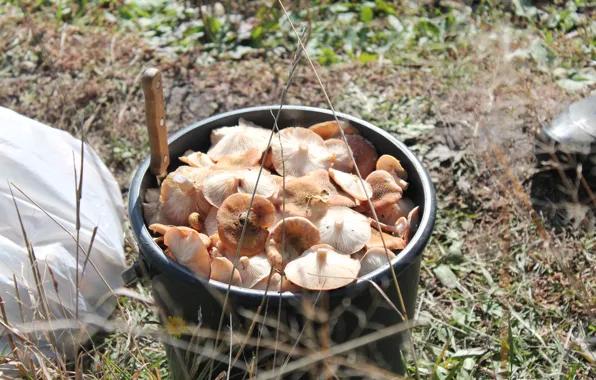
(0, 0, 595, 378)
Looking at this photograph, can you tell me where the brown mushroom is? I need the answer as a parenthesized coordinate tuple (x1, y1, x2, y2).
(408, 206, 421, 238)
(374, 197, 416, 225)
(278, 176, 329, 221)
(308, 120, 360, 140)
(315, 206, 371, 254)
(366, 228, 406, 251)
(284, 244, 361, 291)
(325, 139, 355, 173)
(217, 193, 275, 257)
(266, 216, 321, 270)
(210, 256, 243, 286)
(345, 135, 378, 178)
(365, 170, 403, 209)
(271, 127, 334, 177)
(329, 168, 373, 202)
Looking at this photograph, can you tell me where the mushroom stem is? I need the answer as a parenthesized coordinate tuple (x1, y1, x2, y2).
(334, 218, 344, 229)
(299, 144, 309, 153)
(316, 248, 328, 262)
(239, 256, 250, 270)
(369, 218, 398, 234)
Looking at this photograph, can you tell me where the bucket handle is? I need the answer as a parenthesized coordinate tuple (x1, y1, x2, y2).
(141, 67, 170, 179)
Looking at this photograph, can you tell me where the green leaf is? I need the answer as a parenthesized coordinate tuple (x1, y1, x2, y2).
(530, 39, 557, 69)
(318, 47, 339, 66)
(360, 6, 374, 23)
(375, 0, 396, 15)
(358, 52, 378, 64)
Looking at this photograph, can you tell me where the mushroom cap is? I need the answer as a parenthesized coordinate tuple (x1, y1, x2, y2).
(279, 177, 329, 221)
(354, 247, 396, 277)
(179, 151, 215, 168)
(365, 170, 403, 209)
(345, 135, 378, 178)
(271, 127, 334, 177)
(325, 139, 355, 173)
(376, 155, 407, 181)
(236, 254, 272, 289)
(159, 171, 203, 225)
(316, 206, 371, 254)
(308, 120, 360, 140)
(263, 148, 275, 171)
(143, 188, 162, 225)
(366, 228, 406, 251)
(164, 226, 211, 278)
(213, 147, 263, 170)
(407, 206, 421, 238)
(204, 207, 219, 236)
(266, 216, 321, 270)
(374, 197, 416, 225)
(329, 168, 373, 201)
(207, 118, 271, 161)
(394, 217, 409, 240)
(217, 193, 275, 257)
(203, 168, 278, 208)
(251, 272, 282, 291)
(210, 256, 243, 287)
(284, 244, 361, 291)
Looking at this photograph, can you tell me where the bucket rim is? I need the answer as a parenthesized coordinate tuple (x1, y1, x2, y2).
(128, 105, 437, 300)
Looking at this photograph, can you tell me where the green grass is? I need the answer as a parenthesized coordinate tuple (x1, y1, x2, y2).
(0, 0, 595, 378)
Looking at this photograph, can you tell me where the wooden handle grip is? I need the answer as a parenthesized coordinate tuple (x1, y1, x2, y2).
(142, 68, 169, 179)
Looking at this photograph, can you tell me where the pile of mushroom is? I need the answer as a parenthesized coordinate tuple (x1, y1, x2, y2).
(143, 118, 420, 292)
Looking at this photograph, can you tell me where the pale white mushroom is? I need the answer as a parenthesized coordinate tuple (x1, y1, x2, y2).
(329, 168, 373, 201)
(324, 139, 355, 172)
(143, 188, 162, 225)
(271, 127, 334, 177)
(202, 168, 278, 208)
(162, 226, 211, 278)
(204, 207, 219, 236)
(212, 147, 263, 170)
(159, 169, 211, 226)
(236, 255, 271, 289)
(315, 206, 371, 254)
(284, 244, 361, 291)
(207, 118, 271, 161)
(354, 248, 396, 277)
(179, 151, 215, 168)
(210, 256, 243, 286)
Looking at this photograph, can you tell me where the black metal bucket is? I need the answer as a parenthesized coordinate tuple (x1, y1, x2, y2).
(126, 105, 437, 379)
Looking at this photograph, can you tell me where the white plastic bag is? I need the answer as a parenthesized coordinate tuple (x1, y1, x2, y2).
(0, 106, 126, 367)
